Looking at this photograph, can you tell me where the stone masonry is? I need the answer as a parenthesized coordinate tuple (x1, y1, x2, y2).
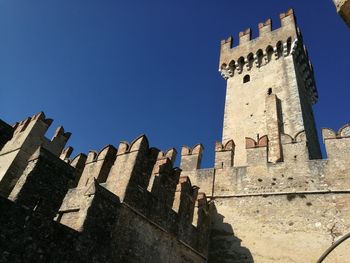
(0, 113, 210, 263)
(0, 7, 350, 263)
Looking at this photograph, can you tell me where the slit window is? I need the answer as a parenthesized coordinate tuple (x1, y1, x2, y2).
(243, 74, 250, 83)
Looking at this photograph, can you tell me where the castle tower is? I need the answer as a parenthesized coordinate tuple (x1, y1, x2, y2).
(219, 9, 321, 166)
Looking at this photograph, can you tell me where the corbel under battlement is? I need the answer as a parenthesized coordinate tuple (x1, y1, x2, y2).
(219, 9, 297, 75)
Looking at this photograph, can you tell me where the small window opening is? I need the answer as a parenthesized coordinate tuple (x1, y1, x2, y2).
(267, 88, 272, 95)
(243, 74, 250, 83)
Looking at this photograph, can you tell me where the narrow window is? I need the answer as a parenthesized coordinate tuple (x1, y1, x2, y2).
(243, 74, 250, 83)
(267, 88, 272, 95)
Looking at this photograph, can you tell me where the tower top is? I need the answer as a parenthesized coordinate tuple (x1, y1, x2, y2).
(219, 9, 317, 104)
(220, 9, 297, 60)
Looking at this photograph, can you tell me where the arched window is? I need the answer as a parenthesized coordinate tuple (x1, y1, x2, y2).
(243, 74, 250, 83)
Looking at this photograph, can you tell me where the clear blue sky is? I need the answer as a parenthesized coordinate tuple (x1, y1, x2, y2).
(1, 1, 349, 167)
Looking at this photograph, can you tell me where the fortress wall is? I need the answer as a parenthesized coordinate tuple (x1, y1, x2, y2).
(112, 203, 207, 263)
(0, 196, 85, 263)
(188, 125, 350, 262)
(209, 194, 350, 263)
(0, 193, 207, 263)
(0, 114, 210, 262)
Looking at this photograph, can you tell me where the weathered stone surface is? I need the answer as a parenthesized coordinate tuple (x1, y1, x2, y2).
(189, 9, 350, 262)
(9, 147, 74, 219)
(0, 126, 209, 262)
(209, 194, 350, 263)
(0, 112, 70, 197)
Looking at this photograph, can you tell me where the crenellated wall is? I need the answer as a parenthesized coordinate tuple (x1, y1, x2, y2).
(181, 124, 350, 262)
(185, 124, 350, 195)
(0, 113, 211, 263)
(0, 112, 71, 197)
(2, 113, 349, 262)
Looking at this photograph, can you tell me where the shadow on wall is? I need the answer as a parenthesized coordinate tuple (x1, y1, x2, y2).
(208, 202, 254, 263)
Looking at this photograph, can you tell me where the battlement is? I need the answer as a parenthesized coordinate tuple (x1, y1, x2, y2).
(180, 144, 204, 171)
(148, 149, 178, 193)
(0, 112, 71, 197)
(77, 145, 118, 187)
(258, 19, 272, 36)
(1, 112, 71, 154)
(220, 9, 296, 50)
(245, 135, 268, 149)
(245, 135, 269, 165)
(243, 131, 313, 166)
(280, 131, 309, 162)
(67, 152, 87, 187)
(215, 140, 235, 168)
(43, 126, 71, 156)
(322, 124, 350, 140)
(322, 125, 350, 162)
(105, 135, 159, 199)
(55, 132, 210, 250)
(60, 146, 73, 160)
(219, 9, 297, 74)
(0, 114, 211, 259)
(12, 112, 53, 135)
(58, 134, 209, 253)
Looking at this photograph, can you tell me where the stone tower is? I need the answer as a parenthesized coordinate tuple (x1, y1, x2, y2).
(218, 9, 321, 166)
